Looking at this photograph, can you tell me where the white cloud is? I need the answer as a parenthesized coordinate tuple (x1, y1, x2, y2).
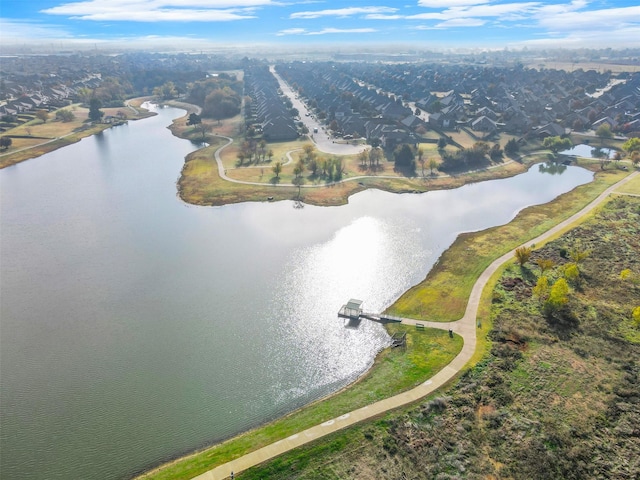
(513, 25, 640, 49)
(306, 27, 377, 35)
(409, 2, 539, 21)
(418, 0, 491, 7)
(436, 18, 486, 28)
(0, 19, 75, 41)
(536, 5, 640, 31)
(290, 6, 397, 19)
(365, 14, 403, 20)
(276, 27, 307, 36)
(276, 27, 377, 36)
(41, 0, 272, 21)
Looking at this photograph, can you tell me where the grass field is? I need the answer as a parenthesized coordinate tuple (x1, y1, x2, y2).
(615, 173, 640, 195)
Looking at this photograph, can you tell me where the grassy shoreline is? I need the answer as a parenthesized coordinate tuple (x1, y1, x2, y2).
(0, 97, 155, 169)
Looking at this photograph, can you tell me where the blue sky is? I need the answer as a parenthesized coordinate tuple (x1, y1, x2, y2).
(1, 1, 639, 50)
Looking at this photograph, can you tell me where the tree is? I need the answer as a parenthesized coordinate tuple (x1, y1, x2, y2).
(187, 113, 202, 126)
(358, 149, 368, 167)
(546, 278, 569, 311)
(490, 143, 503, 160)
(569, 246, 590, 264)
(596, 123, 613, 145)
(35, 109, 49, 123)
(393, 143, 415, 169)
(532, 275, 550, 301)
(514, 246, 532, 266)
(0, 137, 12, 150)
(88, 99, 104, 122)
(543, 136, 572, 154)
(369, 147, 382, 167)
(56, 109, 75, 122)
(272, 161, 282, 178)
(153, 81, 178, 100)
(535, 258, 555, 276)
(622, 137, 640, 154)
(293, 159, 304, 179)
(564, 263, 581, 285)
(303, 144, 315, 161)
(417, 147, 425, 176)
(428, 157, 438, 175)
(437, 137, 447, 150)
(633, 306, 640, 328)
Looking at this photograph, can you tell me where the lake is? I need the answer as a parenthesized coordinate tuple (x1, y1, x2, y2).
(561, 143, 614, 159)
(0, 105, 593, 479)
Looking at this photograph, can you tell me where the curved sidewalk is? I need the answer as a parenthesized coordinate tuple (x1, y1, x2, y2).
(193, 169, 638, 480)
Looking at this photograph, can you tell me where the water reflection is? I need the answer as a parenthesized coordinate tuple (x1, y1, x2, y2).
(539, 161, 568, 175)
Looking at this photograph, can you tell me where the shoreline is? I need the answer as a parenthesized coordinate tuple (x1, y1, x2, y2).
(0, 97, 156, 169)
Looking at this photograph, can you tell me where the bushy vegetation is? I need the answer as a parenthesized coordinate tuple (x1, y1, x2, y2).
(186, 74, 243, 120)
(439, 141, 496, 172)
(238, 195, 640, 479)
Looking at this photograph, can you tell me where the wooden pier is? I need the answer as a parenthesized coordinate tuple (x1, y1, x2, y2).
(338, 299, 403, 324)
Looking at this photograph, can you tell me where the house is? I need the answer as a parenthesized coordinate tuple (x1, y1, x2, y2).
(471, 115, 498, 133)
(536, 122, 565, 138)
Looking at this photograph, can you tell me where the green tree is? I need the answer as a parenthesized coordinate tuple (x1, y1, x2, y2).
(564, 263, 581, 285)
(272, 161, 282, 179)
(187, 113, 201, 126)
(546, 278, 570, 311)
(490, 143, 503, 160)
(633, 306, 640, 328)
(88, 99, 104, 122)
(437, 137, 447, 150)
(543, 136, 572, 154)
(596, 123, 613, 145)
(621, 137, 640, 154)
(393, 143, 415, 170)
(504, 138, 519, 156)
(532, 275, 550, 301)
(514, 246, 532, 266)
(0, 137, 12, 150)
(55, 109, 75, 122)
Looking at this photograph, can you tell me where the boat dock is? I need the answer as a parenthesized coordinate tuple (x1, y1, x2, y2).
(338, 299, 403, 324)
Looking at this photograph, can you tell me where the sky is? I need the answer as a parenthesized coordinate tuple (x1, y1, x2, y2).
(1, 0, 639, 51)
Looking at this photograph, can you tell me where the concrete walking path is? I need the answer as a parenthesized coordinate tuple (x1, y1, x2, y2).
(192, 170, 638, 480)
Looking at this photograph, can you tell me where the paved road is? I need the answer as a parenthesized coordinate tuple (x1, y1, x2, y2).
(192, 170, 639, 480)
(270, 66, 368, 157)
